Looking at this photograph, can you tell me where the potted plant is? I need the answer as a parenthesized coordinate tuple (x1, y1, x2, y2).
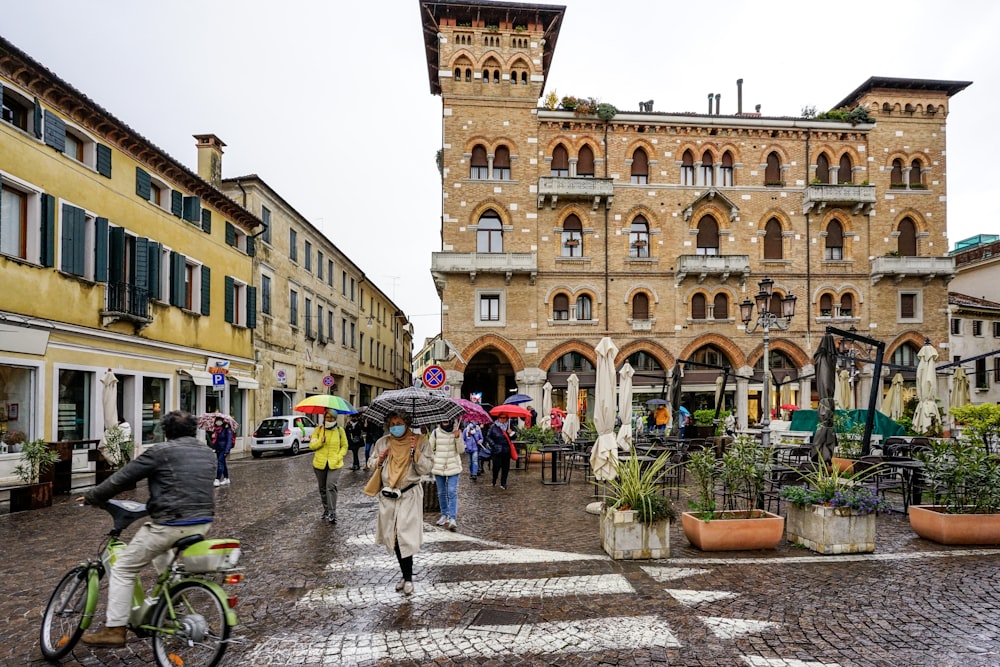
(600, 447, 676, 559)
(2, 429, 27, 453)
(10, 438, 60, 512)
(780, 462, 890, 554)
(514, 424, 555, 466)
(94, 424, 135, 484)
(681, 435, 784, 551)
(831, 412, 864, 472)
(909, 413, 1000, 545)
(690, 409, 718, 439)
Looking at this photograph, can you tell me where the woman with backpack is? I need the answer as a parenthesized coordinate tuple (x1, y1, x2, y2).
(462, 422, 483, 480)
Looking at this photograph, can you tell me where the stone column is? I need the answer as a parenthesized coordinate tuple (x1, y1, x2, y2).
(445, 369, 464, 398)
(515, 367, 547, 406)
(799, 363, 815, 409)
(736, 366, 753, 430)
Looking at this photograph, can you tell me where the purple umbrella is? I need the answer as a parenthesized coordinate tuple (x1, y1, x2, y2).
(504, 393, 533, 405)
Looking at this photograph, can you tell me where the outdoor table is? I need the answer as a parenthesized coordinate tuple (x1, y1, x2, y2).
(883, 458, 925, 514)
(540, 445, 573, 485)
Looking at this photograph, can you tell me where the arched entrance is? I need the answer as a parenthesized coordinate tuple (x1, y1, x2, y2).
(683, 344, 737, 414)
(462, 350, 516, 408)
(545, 351, 596, 420)
(751, 349, 799, 423)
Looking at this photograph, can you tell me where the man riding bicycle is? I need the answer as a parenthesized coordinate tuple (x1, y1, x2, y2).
(78, 410, 216, 647)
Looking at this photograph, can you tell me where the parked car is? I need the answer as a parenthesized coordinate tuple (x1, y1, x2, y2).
(250, 415, 317, 458)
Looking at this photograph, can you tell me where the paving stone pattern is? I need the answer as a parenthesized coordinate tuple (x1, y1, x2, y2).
(2, 453, 999, 666)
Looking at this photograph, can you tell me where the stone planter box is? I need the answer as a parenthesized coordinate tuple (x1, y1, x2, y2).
(786, 503, 876, 554)
(909, 505, 1000, 545)
(681, 510, 784, 551)
(601, 508, 670, 560)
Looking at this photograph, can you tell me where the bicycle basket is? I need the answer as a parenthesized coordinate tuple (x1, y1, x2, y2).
(178, 539, 242, 572)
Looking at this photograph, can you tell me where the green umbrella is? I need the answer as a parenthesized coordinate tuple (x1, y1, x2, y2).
(294, 395, 357, 416)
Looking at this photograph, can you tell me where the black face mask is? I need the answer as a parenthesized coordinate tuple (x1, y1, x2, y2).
(442, 422, 454, 431)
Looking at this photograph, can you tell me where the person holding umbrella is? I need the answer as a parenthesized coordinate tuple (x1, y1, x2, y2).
(485, 415, 515, 490)
(309, 409, 349, 524)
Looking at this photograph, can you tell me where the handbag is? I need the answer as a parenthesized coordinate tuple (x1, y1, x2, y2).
(363, 461, 383, 497)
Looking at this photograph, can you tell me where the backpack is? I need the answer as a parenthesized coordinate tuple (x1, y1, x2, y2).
(477, 441, 492, 461)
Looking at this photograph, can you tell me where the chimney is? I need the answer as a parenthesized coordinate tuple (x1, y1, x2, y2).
(715, 93, 721, 116)
(194, 134, 226, 186)
(755, 104, 761, 114)
(707, 93, 713, 115)
(737, 78, 743, 115)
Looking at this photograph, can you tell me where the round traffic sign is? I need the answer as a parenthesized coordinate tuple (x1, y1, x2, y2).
(322, 375, 334, 387)
(422, 365, 446, 389)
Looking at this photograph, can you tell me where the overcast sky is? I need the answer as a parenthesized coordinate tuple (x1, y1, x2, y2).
(5, 1, 996, 347)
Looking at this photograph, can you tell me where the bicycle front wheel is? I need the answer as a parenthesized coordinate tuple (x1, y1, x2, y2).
(39, 566, 94, 661)
(150, 580, 230, 667)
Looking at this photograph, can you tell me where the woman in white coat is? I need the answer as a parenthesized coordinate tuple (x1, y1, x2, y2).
(368, 410, 433, 596)
(430, 420, 464, 531)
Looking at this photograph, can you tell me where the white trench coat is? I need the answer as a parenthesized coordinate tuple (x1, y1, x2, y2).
(369, 434, 434, 559)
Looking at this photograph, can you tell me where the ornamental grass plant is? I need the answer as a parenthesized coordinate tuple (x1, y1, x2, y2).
(780, 461, 891, 515)
(605, 447, 676, 524)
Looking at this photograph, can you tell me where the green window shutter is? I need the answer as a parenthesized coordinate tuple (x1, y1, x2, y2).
(96, 144, 112, 178)
(171, 190, 183, 217)
(201, 208, 212, 233)
(182, 196, 201, 222)
(147, 242, 161, 300)
(224, 276, 235, 323)
(43, 110, 66, 152)
(225, 221, 235, 246)
(247, 235, 256, 257)
(60, 204, 85, 276)
(169, 251, 186, 307)
(134, 237, 149, 291)
(247, 286, 257, 329)
(33, 98, 42, 139)
(108, 226, 125, 283)
(201, 265, 211, 316)
(94, 217, 109, 282)
(40, 194, 55, 267)
(135, 167, 151, 200)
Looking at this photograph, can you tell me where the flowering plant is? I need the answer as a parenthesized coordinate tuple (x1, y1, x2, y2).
(780, 462, 891, 515)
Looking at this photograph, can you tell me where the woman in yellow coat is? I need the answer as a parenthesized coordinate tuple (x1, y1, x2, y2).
(309, 409, 348, 524)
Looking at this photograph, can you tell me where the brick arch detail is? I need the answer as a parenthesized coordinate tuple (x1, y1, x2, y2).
(891, 208, 927, 235)
(469, 199, 511, 226)
(757, 145, 791, 168)
(572, 137, 604, 160)
(626, 139, 656, 161)
(616, 339, 675, 370)
(539, 339, 598, 372)
(885, 331, 928, 360)
(691, 207, 727, 231)
(818, 210, 854, 237)
(457, 334, 524, 373)
(757, 207, 792, 232)
(678, 334, 747, 370)
(745, 338, 811, 370)
(543, 136, 573, 157)
(447, 49, 477, 69)
(504, 54, 532, 70)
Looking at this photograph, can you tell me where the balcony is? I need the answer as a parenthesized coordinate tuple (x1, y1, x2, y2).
(101, 282, 153, 330)
(870, 255, 956, 285)
(674, 255, 750, 287)
(431, 252, 537, 291)
(802, 184, 876, 215)
(537, 176, 614, 210)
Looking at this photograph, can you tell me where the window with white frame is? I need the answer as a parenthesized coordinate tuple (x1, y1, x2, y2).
(476, 290, 504, 325)
(576, 295, 593, 321)
(994, 321, 1000, 338)
(898, 291, 922, 322)
(261, 274, 272, 315)
(951, 318, 961, 335)
(59, 202, 97, 280)
(0, 175, 43, 262)
(973, 320, 983, 336)
(552, 293, 569, 321)
(1, 85, 38, 134)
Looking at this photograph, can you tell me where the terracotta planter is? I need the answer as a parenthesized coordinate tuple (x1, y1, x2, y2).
(9, 481, 53, 512)
(786, 504, 876, 554)
(909, 505, 1000, 545)
(601, 508, 670, 559)
(831, 457, 856, 474)
(681, 510, 784, 551)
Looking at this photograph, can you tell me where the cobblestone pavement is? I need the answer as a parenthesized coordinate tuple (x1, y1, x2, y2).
(3, 452, 1000, 666)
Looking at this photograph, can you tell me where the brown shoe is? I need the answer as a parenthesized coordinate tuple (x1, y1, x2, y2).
(81, 625, 127, 647)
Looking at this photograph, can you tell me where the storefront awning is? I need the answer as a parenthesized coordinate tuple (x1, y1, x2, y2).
(233, 375, 260, 390)
(179, 369, 214, 387)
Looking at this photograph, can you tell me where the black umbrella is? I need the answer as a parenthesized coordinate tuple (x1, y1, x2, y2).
(812, 333, 838, 464)
(668, 365, 683, 437)
(365, 387, 465, 428)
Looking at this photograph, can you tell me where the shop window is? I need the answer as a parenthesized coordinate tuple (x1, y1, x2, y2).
(0, 364, 34, 441)
(58, 369, 93, 441)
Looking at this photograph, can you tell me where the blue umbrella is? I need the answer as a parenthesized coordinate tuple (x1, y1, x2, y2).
(504, 393, 533, 405)
(645, 398, 668, 406)
(679, 405, 691, 415)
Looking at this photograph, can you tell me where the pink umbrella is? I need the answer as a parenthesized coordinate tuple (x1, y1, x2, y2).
(453, 397, 492, 424)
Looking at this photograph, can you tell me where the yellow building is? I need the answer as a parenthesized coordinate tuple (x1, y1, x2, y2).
(0, 36, 260, 471)
(419, 2, 970, 427)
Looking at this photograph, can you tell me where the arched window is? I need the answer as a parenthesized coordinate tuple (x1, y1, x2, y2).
(561, 214, 583, 257)
(910, 159, 923, 187)
(890, 159, 904, 187)
(493, 70, 500, 84)
(764, 217, 783, 260)
(680, 150, 694, 185)
(816, 153, 830, 184)
(631, 148, 648, 184)
(691, 293, 707, 320)
(768, 290, 785, 318)
(839, 153, 853, 184)
(476, 211, 503, 253)
(898, 217, 917, 256)
(454, 67, 461, 80)
(820, 293, 833, 317)
(765, 152, 782, 186)
(713, 293, 729, 320)
(700, 150, 714, 186)
(482, 69, 489, 83)
(840, 293, 854, 317)
(629, 216, 650, 258)
(553, 293, 569, 320)
(493, 145, 511, 180)
(577, 145, 595, 177)
(521, 71, 527, 85)
(696, 215, 719, 256)
(891, 343, 918, 368)
(720, 151, 734, 186)
(551, 144, 569, 177)
(632, 293, 649, 320)
(470, 144, 488, 180)
(576, 295, 592, 321)
(825, 219, 844, 260)
(693, 345, 727, 368)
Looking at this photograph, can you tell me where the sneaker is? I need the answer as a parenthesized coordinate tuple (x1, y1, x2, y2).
(402, 581, 414, 596)
(81, 625, 127, 647)
(436, 516, 448, 526)
(221, 478, 231, 486)
(501, 485, 507, 490)
(321, 512, 331, 521)
(395, 577, 406, 592)
(213, 479, 221, 487)
(327, 514, 337, 524)
(447, 519, 457, 532)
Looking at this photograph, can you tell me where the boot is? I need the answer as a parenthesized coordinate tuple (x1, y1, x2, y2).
(82, 625, 127, 647)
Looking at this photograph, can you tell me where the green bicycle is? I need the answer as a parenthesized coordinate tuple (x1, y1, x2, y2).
(39, 499, 244, 666)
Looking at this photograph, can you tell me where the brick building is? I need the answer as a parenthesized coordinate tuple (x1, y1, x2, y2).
(419, 0, 970, 427)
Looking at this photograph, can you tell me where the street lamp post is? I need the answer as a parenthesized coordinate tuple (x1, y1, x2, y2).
(740, 277, 797, 450)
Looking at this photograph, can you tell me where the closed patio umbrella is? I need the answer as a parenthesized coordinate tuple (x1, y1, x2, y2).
(835, 369, 852, 410)
(951, 367, 971, 409)
(616, 362, 635, 451)
(668, 365, 683, 437)
(880, 373, 906, 421)
(540, 381, 553, 430)
(562, 373, 580, 444)
(100, 369, 119, 432)
(812, 333, 838, 465)
(911, 342, 942, 434)
(590, 337, 619, 480)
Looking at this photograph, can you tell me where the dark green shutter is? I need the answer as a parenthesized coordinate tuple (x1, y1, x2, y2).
(96, 144, 112, 178)
(134, 237, 149, 291)
(40, 194, 55, 267)
(108, 226, 125, 283)
(43, 110, 66, 152)
(169, 251, 186, 307)
(171, 190, 183, 217)
(247, 235, 256, 257)
(224, 276, 235, 323)
(94, 217, 109, 282)
(60, 204, 85, 276)
(135, 167, 151, 199)
(201, 208, 212, 233)
(201, 266, 211, 316)
(247, 286, 257, 329)
(225, 221, 235, 246)
(33, 98, 42, 139)
(182, 196, 201, 222)
(147, 242, 161, 300)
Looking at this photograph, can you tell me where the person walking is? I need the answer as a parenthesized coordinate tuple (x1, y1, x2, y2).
(309, 409, 348, 524)
(430, 420, 463, 531)
(345, 414, 365, 471)
(462, 422, 483, 480)
(209, 415, 234, 486)
(653, 404, 670, 434)
(363, 416, 383, 467)
(368, 410, 432, 596)
(78, 411, 215, 647)
(485, 415, 514, 490)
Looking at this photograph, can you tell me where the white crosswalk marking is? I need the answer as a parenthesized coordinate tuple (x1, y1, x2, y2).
(700, 616, 779, 639)
(325, 546, 606, 570)
(666, 589, 739, 605)
(641, 566, 712, 582)
(742, 656, 843, 667)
